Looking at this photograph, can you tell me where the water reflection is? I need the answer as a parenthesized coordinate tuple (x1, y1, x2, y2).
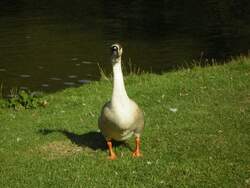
(49, 77, 61, 81)
(0, 0, 249, 96)
(20, 74, 31, 78)
(81, 61, 95, 65)
(63, 82, 75, 86)
(78, 80, 91, 84)
(68, 75, 77, 79)
(41, 84, 49, 88)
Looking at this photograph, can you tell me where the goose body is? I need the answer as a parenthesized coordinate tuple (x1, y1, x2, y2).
(99, 94, 144, 141)
(98, 43, 144, 159)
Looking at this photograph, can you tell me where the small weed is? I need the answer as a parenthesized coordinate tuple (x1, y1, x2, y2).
(97, 63, 110, 81)
(123, 58, 144, 76)
(7, 90, 47, 110)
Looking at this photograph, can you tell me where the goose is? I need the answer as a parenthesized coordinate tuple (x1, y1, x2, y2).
(98, 43, 144, 160)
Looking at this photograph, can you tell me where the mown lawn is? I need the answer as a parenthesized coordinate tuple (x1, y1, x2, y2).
(0, 57, 249, 187)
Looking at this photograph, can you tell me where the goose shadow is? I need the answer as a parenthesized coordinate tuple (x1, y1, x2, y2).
(38, 128, 132, 151)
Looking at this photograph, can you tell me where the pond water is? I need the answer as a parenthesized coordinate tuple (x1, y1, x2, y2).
(0, 0, 250, 96)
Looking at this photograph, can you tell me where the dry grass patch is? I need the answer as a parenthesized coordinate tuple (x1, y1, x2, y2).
(37, 140, 83, 160)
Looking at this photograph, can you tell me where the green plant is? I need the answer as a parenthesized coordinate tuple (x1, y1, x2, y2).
(7, 90, 46, 110)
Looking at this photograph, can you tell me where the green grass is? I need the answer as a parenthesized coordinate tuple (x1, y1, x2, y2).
(0, 57, 250, 187)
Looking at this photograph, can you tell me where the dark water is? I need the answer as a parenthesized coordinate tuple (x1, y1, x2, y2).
(0, 0, 250, 96)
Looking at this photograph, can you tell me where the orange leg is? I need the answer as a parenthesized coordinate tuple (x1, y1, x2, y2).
(107, 140, 117, 160)
(133, 137, 143, 157)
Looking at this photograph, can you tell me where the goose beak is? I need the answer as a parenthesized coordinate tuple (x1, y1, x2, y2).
(111, 46, 118, 56)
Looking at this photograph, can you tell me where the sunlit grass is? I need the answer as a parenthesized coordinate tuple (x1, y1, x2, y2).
(0, 57, 250, 187)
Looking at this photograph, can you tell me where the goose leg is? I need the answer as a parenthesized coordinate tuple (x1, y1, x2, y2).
(107, 140, 117, 160)
(133, 136, 142, 157)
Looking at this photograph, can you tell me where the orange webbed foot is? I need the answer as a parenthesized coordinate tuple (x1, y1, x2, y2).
(132, 136, 142, 158)
(132, 150, 143, 157)
(107, 140, 117, 160)
(108, 154, 117, 160)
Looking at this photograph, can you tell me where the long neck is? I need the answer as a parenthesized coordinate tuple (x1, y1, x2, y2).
(111, 57, 129, 105)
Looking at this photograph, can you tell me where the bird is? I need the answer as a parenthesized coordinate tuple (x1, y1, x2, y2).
(98, 43, 144, 160)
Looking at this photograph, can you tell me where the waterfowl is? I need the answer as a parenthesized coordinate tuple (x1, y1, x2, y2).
(98, 43, 144, 160)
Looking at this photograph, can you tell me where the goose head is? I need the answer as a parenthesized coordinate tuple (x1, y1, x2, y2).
(111, 43, 123, 64)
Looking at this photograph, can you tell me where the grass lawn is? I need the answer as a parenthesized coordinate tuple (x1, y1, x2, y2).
(0, 57, 250, 187)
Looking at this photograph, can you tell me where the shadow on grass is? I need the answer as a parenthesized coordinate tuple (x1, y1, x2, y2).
(38, 128, 132, 151)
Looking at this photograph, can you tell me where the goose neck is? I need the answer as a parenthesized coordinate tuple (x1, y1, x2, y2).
(111, 61, 129, 104)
